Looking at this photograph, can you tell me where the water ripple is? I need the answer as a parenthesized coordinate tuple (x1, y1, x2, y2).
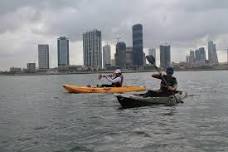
(0, 71, 228, 151)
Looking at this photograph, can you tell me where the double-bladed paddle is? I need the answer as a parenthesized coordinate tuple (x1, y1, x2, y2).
(146, 55, 169, 86)
(146, 55, 183, 97)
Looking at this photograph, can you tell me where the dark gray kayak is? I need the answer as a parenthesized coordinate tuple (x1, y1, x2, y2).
(116, 91, 187, 108)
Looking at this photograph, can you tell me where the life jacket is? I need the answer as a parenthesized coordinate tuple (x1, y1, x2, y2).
(112, 75, 123, 87)
(160, 75, 177, 92)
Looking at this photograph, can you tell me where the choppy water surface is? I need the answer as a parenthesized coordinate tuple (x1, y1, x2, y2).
(0, 71, 228, 152)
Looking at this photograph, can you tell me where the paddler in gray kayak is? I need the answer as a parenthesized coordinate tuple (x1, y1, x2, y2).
(98, 69, 124, 87)
(143, 67, 178, 97)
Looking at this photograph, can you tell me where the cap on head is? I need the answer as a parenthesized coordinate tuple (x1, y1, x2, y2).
(114, 69, 121, 74)
(166, 67, 174, 75)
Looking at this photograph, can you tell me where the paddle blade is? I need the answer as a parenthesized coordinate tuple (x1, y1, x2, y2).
(146, 55, 155, 65)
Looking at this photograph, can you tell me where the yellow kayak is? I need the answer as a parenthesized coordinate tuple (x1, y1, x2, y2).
(63, 84, 146, 94)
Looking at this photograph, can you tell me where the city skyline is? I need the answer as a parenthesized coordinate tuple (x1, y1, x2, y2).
(2, 35, 227, 71)
(0, 0, 228, 70)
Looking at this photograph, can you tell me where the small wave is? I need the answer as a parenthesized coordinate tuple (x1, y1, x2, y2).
(17, 137, 33, 142)
(69, 145, 93, 152)
(33, 126, 48, 130)
(132, 130, 151, 138)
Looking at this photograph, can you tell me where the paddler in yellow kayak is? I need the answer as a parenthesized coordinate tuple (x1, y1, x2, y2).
(98, 69, 124, 87)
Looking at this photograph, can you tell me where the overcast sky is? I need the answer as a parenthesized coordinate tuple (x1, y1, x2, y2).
(0, 0, 228, 70)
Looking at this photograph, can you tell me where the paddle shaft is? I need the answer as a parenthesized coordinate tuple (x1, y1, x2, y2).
(150, 60, 178, 94)
(98, 74, 112, 80)
(147, 56, 169, 86)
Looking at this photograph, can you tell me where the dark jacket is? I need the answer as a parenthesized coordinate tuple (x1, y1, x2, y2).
(152, 74, 177, 92)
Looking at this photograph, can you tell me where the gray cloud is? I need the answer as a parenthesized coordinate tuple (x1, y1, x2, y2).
(1, 0, 228, 41)
(0, 0, 228, 70)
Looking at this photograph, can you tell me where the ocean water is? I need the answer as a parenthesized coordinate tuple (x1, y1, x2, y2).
(0, 71, 228, 152)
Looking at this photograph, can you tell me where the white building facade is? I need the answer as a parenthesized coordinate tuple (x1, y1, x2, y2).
(83, 30, 102, 69)
(103, 44, 111, 69)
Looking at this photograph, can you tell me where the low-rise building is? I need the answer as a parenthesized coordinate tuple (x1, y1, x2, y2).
(27, 63, 36, 73)
(10, 67, 22, 73)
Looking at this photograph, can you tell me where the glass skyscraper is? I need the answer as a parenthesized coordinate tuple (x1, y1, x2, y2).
(208, 41, 218, 64)
(160, 45, 171, 69)
(38, 44, 49, 69)
(115, 42, 126, 68)
(195, 47, 206, 65)
(132, 24, 143, 66)
(57, 36, 69, 67)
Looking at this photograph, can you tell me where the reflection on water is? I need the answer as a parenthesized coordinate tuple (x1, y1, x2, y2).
(0, 71, 228, 151)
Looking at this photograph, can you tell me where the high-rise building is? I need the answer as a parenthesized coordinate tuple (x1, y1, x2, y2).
(132, 24, 143, 66)
(126, 47, 133, 68)
(83, 30, 102, 69)
(148, 48, 156, 66)
(57, 36, 69, 67)
(115, 42, 126, 68)
(186, 55, 190, 63)
(103, 44, 111, 69)
(208, 41, 218, 64)
(195, 47, 206, 65)
(160, 45, 171, 69)
(189, 50, 195, 65)
(195, 49, 200, 62)
(143, 53, 146, 66)
(38, 44, 49, 69)
(111, 59, 115, 66)
(199, 47, 206, 62)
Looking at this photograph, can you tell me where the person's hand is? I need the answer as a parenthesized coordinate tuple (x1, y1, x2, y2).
(168, 86, 176, 91)
(160, 71, 166, 75)
(168, 86, 172, 90)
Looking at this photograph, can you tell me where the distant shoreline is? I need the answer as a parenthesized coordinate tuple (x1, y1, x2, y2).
(0, 68, 228, 76)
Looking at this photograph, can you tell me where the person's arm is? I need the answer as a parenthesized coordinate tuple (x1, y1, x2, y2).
(152, 73, 162, 79)
(104, 76, 121, 83)
(99, 74, 113, 80)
